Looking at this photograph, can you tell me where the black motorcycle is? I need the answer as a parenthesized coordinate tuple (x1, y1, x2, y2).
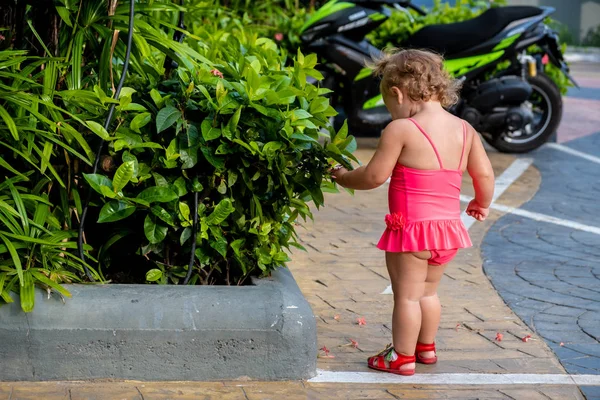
(300, 0, 577, 153)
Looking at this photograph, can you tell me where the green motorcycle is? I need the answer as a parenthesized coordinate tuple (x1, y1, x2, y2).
(300, 0, 577, 153)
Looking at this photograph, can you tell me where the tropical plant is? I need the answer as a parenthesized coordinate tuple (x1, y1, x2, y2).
(0, 0, 354, 311)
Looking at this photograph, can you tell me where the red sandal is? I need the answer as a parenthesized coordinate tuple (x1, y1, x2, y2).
(367, 344, 416, 376)
(415, 342, 437, 364)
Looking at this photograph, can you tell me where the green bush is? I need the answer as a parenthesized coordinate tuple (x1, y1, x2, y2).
(0, 1, 354, 311)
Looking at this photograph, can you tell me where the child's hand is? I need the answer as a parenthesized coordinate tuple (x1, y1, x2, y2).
(330, 164, 349, 186)
(466, 199, 489, 221)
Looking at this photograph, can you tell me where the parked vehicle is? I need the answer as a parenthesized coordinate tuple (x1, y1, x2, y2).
(300, 0, 578, 153)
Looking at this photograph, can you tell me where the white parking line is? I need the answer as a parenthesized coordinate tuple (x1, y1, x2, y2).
(460, 194, 600, 236)
(309, 370, 600, 385)
(382, 158, 533, 295)
(546, 143, 600, 165)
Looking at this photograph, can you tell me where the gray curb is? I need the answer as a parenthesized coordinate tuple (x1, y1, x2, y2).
(0, 268, 317, 381)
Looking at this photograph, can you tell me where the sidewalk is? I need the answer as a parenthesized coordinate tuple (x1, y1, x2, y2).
(0, 148, 587, 399)
(288, 147, 585, 398)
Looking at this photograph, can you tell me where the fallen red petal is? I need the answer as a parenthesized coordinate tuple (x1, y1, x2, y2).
(495, 332, 503, 342)
(560, 342, 565, 346)
(333, 314, 340, 321)
(522, 334, 532, 342)
(350, 339, 359, 348)
(357, 317, 366, 326)
(455, 323, 461, 331)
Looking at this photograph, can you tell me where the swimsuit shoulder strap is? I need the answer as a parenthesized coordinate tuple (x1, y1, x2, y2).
(407, 118, 444, 169)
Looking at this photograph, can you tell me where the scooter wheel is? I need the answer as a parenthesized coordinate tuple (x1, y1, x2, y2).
(485, 73, 563, 153)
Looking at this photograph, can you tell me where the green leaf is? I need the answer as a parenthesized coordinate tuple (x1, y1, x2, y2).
(130, 112, 151, 133)
(0, 104, 19, 140)
(100, 186, 118, 199)
(98, 201, 136, 223)
(30, 270, 71, 298)
(144, 215, 168, 244)
(217, 180, 227, 194)
(207, 199, 235, 225)
(201, 146, 225, 169)
(179, 201, 191, 222)
(55, 6, 73, 27)
(228, 106, 242, 133)
(151, 205, 176, 226)
(201, 119, 221, 141)
(180, 227, 192, 245)
(113, 161, 135, 192)
(137, 186, 178, 203)
(210, 235, 228, 257)
(71, 30, 84, 90)
(146, 269, 163, 282)
(231, 238, 245, 257)
(20, 271, 35, 313)
(87, 121, 110, 140)
(167, 179, 185, 199)
(293, 109, 312, 120)
(309, 97, 330, 114)
(150, 89, 163, 108)
(83, 174, 114, 195)
(0, 234, 23, 286)
(156, 106, 181, 133)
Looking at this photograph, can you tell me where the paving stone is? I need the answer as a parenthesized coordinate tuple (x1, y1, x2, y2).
(483, 132, 600, 380)
(581, 385, 600, 400)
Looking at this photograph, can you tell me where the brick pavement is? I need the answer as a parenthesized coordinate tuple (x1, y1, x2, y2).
(483, 133, 600, 400)
(285, 147, 584, 398)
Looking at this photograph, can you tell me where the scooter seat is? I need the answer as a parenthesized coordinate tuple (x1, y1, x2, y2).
(403, 6, 543, 56)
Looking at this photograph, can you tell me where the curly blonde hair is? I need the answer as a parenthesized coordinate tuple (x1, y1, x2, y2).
(371, 48, 462, 108)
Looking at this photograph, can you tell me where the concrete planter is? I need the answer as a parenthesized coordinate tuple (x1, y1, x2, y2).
(0, 268, 316, 381)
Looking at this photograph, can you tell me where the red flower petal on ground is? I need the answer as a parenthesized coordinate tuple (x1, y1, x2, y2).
(560, 342, 565, 346)
(455, 323, 461, 331)
(357, 317, 366, 326)
(522, 334, 532, 342)
(274, 32, 284, 42)
(495, 332, 503, 341)
(350, 339, 359, 348)
(385, 213, 405, 231)
(318, 346, 335, 358)
(333, 314, 340, 321)
(210, 69, 223, 78)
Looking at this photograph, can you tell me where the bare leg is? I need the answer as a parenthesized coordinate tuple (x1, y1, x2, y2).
(385, 251, 429, 372)
(417, 263, 447, 359)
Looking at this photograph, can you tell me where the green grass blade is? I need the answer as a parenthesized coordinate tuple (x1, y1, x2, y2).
(20, 270, 35, 312)
(0, 234, 23, 286)
(0, 104, 19, 140)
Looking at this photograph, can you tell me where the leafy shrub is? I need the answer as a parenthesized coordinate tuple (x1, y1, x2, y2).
(0, 1, 354, 311)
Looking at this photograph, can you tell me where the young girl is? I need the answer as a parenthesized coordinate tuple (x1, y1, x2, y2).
(331, 49, 495, 376)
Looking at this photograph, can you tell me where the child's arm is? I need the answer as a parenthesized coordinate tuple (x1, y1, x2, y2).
(332, 120, 405, 190)
(466, 127, 495, 221)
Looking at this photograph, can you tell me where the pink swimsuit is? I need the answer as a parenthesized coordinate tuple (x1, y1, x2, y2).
(376, 118, 472, 265)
